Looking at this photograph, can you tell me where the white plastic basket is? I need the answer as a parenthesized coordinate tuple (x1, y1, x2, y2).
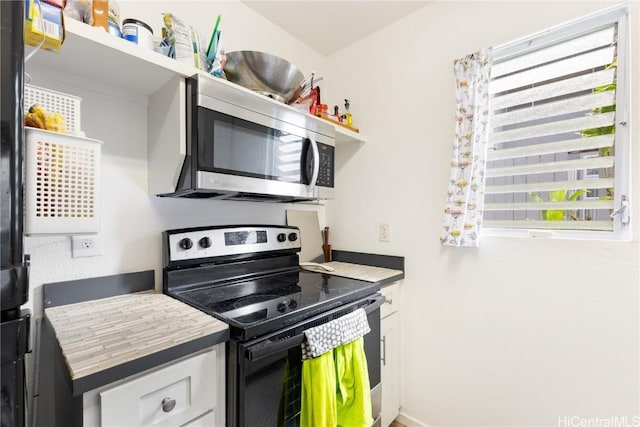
(24, 84, 82, 135)
(25, 128, 102, 235)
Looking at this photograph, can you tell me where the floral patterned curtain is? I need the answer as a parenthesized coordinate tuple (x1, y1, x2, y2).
(440, 49, 492, 247)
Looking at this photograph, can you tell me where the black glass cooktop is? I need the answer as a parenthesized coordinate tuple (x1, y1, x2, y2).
(171, 270, 378, 340)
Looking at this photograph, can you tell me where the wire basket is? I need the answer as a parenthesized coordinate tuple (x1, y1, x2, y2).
(24, 84, 82, 135)
(25, 128, 102, 235)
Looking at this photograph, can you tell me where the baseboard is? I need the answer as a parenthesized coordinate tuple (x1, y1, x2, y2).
(396, 411, 428, 427)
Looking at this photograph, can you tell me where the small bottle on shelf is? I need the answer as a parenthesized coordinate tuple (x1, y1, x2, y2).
(91, 0, 109, 31)
(333, 105, 343, 123)
(343, 99, 353, 127)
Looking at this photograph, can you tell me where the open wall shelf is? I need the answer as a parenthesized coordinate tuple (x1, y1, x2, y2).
(27, 19, 367, 144)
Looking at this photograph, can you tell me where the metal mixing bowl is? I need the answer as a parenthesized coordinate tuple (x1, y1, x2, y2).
(223, 51, 305, 103)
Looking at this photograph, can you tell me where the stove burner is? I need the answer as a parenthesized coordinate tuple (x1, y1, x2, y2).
(233, 294, 281, 309)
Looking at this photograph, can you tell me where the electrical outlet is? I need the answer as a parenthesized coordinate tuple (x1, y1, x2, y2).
(379, 223, 390, 242)
(71, 236, 102, 258)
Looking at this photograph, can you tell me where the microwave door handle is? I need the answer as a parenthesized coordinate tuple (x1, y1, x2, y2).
(309, 138, 320, 189)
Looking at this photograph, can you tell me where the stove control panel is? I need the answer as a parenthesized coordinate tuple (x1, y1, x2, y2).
(166, 226, 301, 262)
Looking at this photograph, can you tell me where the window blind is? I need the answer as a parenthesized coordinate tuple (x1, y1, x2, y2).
(484, 21, 620, 232)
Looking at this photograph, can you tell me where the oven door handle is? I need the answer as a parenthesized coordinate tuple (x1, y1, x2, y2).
(246, 294, 385, 362)
(364, 294, 385, 313)
(246, 334, 306, 362)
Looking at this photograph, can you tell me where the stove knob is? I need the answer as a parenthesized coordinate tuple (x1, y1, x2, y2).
(277, 233, 287, 243)
(288, 300, 298, 309)
(179, 238, 193, 250)
(277, 302, 288, 312)
(288, 233, 298, 242)
(199, 237, 212, 248)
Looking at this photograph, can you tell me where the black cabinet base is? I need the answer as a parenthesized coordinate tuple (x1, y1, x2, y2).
(1, 313, 31, 427)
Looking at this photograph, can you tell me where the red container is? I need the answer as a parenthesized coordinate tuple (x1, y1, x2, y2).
(42, 0, 65, 8)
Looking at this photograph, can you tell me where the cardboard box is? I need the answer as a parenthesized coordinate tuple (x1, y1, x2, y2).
(24, 0, 65, 52)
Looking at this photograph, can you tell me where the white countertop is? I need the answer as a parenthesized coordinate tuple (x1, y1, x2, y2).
(45, 292, 228, 380)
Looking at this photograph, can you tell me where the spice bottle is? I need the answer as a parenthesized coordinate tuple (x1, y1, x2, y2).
(334, 105, 343, 123)
(344, 99, 353, 127)
(92, 0, 109, 31)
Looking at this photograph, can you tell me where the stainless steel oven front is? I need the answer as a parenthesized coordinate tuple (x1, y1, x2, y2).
(163, 225, 382, 426)
(173, 75, 335, 201)
(226, 294, 384, 427)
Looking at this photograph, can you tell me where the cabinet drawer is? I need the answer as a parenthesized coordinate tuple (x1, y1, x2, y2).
(100, 350, 216, 427)
(185, 410, 216, 426)
(380, 284, 399, 318)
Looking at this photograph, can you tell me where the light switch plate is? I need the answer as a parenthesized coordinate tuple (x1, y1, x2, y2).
(379, 223, 390, 242)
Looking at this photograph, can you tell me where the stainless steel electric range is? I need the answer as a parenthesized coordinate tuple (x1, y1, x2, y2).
(163, 225, 384, 427)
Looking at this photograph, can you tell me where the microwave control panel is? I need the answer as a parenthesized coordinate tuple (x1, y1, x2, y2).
(317, 143, 334, 188)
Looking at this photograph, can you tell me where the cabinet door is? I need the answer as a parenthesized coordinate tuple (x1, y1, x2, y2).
(184, 410, 217, 426)
(380, 284, 399, 319)
(100, 349, 217, 427)
(381, 312, 400, 427)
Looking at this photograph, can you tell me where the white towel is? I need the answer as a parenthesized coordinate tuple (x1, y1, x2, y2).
(301, 308, 370, 360)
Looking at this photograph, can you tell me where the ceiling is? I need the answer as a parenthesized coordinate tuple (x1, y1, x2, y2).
(242, 1, 430, 56)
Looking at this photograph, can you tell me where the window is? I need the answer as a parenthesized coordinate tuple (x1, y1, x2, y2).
(483, 6, 630, 239)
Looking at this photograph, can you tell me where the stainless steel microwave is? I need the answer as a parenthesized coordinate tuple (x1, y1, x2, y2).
(147, 74, 335, 202)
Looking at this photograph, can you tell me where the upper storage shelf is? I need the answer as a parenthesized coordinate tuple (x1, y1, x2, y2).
(26, 19, 367, 143)
(27, 19, 194, 96)
(334, 126, 365, 145)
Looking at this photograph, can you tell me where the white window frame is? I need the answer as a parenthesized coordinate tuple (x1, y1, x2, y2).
(482, 5, 631, 241)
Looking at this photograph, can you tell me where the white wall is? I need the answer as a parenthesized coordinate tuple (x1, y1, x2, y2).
(24, 0, 330, 316)
(326, 1, 639, 426)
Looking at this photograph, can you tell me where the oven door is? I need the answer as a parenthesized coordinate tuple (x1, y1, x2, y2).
(226, 294, 383, 427)
(192, 93, 335, 200)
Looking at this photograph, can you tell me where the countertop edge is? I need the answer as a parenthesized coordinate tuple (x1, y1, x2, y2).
(41, 270, 231, 396)
(378, 272, 405, 288)
(70, 328, 229, 396)
(331, 250, 404, 288)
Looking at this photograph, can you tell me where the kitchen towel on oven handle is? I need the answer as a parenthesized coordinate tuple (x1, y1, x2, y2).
(334, 337, 372, 427)
(301, 308, 370, 360)
(300, 309, 373, 427)
(300, 337, 372, 427)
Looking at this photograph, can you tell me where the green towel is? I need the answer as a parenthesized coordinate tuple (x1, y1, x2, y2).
(301, 350, 337, 427)
(335, 337, 372, 427)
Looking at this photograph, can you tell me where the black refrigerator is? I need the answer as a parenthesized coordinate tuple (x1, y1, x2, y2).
(1, 2, 31, 427)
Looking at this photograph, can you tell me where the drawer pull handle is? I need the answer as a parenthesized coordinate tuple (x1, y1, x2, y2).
(162, 398, 176, 413)
(384, 298, 393, 305)
(381, 336, 387, 366)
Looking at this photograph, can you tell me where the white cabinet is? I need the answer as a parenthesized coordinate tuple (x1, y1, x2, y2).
(380, 284, 401, 427)
(83, 345, 225, 427)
